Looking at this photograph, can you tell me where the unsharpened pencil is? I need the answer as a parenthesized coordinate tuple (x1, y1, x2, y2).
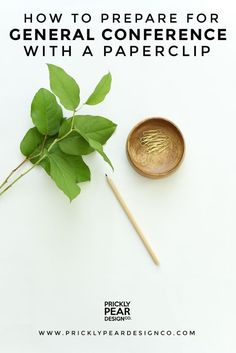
(105, 174, 160, 266)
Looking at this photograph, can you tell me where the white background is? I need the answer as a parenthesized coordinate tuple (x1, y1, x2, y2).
(0, 0, 236, 352)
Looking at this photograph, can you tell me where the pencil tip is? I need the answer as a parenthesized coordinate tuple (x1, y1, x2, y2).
(105, 173, 108, 177)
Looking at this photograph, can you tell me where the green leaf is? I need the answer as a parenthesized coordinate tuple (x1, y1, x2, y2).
(58, 131, 94, 156)
(31, 88, 63, 135)
(87, 138, 113, 170)
(86, 72, 112, 105)
(66, 155, 90, 183)
(40, 157, 51, 175)
(47, 64, 80, 111)
(48, 152, 80, 201)
(48, 144, 90, 183)
(74, 115, 115, 169)
(20, 127, 44, 156)
(74, 115, 117, 145)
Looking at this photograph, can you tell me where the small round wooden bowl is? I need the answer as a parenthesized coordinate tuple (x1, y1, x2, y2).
(126, 117, 185, 178)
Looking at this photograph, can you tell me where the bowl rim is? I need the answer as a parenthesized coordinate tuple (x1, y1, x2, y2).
(126, 117, 185, 178)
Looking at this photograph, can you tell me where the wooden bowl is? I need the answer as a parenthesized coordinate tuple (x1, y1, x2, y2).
(126, 117, 185, 178)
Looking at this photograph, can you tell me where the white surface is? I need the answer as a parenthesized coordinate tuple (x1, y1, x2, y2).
(0, 0, 236, 352)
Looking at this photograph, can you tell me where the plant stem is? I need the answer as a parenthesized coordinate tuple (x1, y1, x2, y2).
(0, 125, 74, 197)
(27, 135, 48, 161)
(72, 109, 76, 128)
(0, 156, 45, 197)
(40, 134, 47, 153)
(47, 110, 77, 153)
(0, 131, 70, 197)
(47, 129, 73, 153)
(0, 158, 28, 190)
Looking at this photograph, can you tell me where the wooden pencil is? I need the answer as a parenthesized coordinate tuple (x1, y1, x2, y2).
(106, 175, 160, 266)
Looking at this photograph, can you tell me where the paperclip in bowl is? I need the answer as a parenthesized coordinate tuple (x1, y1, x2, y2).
(126, 117, 185, 178)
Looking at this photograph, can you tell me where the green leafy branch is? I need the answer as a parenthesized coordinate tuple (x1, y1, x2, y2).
(0, 64, 116, 201)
